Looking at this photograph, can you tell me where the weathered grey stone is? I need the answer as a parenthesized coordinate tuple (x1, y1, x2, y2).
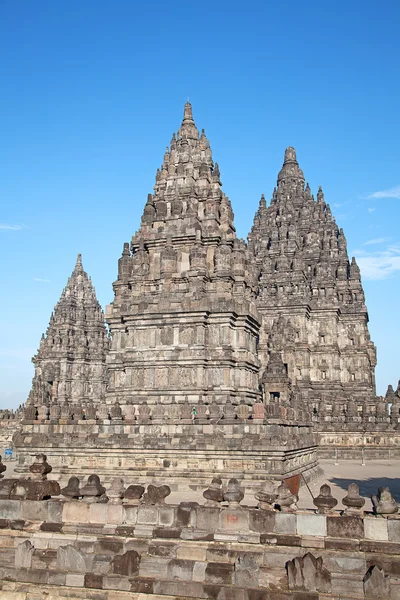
(364, 565, 390, 599)
(15, 540, 34, 568)
(60, 476, 81, 499)
(297, 514, 327, 537)
(286, 552, 331, 593)
(112, 550, 140, 576)
(203, 478, 224, 506)
(372, 487, 398, 516)
(313, 484, 338, 514)
(57, 544, 86, 572)
(342, 482, 365, 515)
(142, 484, 171, 505)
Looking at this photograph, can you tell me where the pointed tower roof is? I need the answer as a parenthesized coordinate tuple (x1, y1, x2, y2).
(177, 101, 199, 140)
(277, 146, 305, 186)
(36, 254, 108, 361)
(137, 101, 236, 240)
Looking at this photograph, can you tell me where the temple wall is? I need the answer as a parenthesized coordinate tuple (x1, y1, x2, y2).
(1, 485, 400, 599)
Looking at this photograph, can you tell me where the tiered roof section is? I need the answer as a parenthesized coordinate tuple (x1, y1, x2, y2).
(249, 147, 377, 408)
(27, 255, 109, 412)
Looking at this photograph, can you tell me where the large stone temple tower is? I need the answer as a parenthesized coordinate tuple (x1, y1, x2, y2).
(25, 254, 109, 415)
(15, 104, 318, 485)
(106, 102, 260, 407)
(248, 147, 377, 416)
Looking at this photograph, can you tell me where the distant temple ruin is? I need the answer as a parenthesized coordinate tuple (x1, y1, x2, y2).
(13, 103, 399, 481)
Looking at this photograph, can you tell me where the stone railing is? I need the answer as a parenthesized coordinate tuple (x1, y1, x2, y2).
(0, 455, 399, 599)
(23, 399, 312, 426)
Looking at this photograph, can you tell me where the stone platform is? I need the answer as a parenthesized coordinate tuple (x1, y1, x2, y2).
(14, 419, 320, 488)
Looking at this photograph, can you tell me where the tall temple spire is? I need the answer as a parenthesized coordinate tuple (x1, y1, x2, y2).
(27, 255, 109, 409)
(178, 101, 199, 140)
(249, 145, 377, 404)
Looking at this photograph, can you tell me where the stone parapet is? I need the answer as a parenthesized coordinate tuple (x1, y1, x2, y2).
(0, 472, 400, 599)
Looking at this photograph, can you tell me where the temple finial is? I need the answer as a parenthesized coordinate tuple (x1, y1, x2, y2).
(277, 146, 305, 185)
(183, 101, 193, 122)
(75, 254, 83, 269)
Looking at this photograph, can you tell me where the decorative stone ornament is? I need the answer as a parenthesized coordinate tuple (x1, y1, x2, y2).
(371, 487, 398, 516)
(313, 484, 338, 514)
(254, 479, 278, 510)
(61, 476, 81, 499)
(276, 481, 298, 512)
(203, 477, 224, 506)
(29, 454, 52, 480)
(342, 482, 365, 515)
(107, 478, 125, 504)
(80, 474, 107, 503)
(223, 478, 244, 507)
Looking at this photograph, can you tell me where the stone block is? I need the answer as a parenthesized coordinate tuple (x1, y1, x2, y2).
(158, 505, 174, 527)
(123, 505, 138, 525)
(148, 542, 176, 558)
(89, 503, 108, 524)
(205, 561, 234, 584)
(331, 573, 364, 597)
(154, 526, 182, 538)
(326, 515, 364, 538)
(134, 525, 154, 537)
(137, 505, 158, 525)
(112, 550, 140, 576)
(107, 504, 123, 525)
(97, 538, 123, 554)
(259, 566, 288, 590)
(176, 502, 196, 527)
(263, 548, 295, 568)
(167, 558, 194, 581)
(193, 561, 207, 582)
(92, 553, 112, 574)
(177, 544, 207, 561)
(327, 554, 366, 574)
(20, 501, 48, 522)
(249, 509, 275, 533)
(139, 557, 169, 578)
(206, 545, 237, 564)
(238, 532, 260, 543)
(65, 573, 85, 587)
(388, 519, 400, 542)
(0, 500, 21, 520)
(275, 512, 296, 534)
(155, 580, 204, 598)
(84, 572, 103, 589)
(57, 544, 86, 572)
(63, 500, 90, 523)
(364, 517, 388, 541)
(300, 535, 325, 548)
(15, 540, 34, 568)
(48, 571, 66, 585)
(103, 574, 131, 591)
(129, 576, 154, 594)
(297, 513, 327, 537)
(196, 507, 220, 531)
(47, 500, 63, 523)
(219, 508, 249, 532)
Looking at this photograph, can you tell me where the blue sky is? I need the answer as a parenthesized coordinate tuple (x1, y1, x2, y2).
(1, 0, 399, 408)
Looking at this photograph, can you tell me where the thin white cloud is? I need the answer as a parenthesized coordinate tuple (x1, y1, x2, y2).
(0, 224, 24, 231)
(366, 185, 400, 199)
(33, 277, 50, 283)
(364, 238, 388, 246)
(354, 242, 400, 280)
(367, 207, 376, 213)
